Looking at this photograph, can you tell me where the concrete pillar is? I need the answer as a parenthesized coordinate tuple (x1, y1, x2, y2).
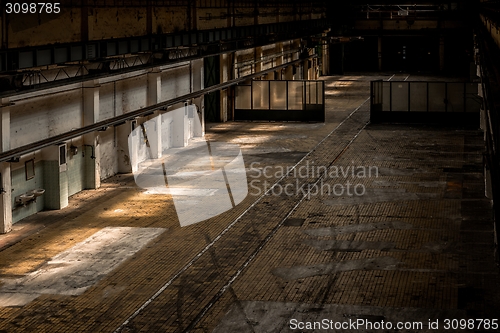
(322, 41, 330, 76)
(43, 144, 68, 210)
(192, 60, 203, 91)
(292, 40, 301, 61)
(0, 161, 11, 233)
(148, 67, 162, 106)
(255, 47, 263, 74)
(117, 120, 133, 173)
(144, 114, 161, 159)
(439, 36, 445, 72)
(148, 68, 162, 159)
(171, 107, 188, 148)
(277, 42, 284, 66)
(378, 37, 383, 71)
(118, 68, 162, 172)
(284, 65, 294, 80)
(0, 98, 11, 233)
(83, 80, 101, 189)
(302, 59, 309, 80)
(191, 60, 204, 136)
(199, 96, 205, 136)
(193, 97, 204, 137)
(220, 54, 232, 122)
(220, 89, 228, 122)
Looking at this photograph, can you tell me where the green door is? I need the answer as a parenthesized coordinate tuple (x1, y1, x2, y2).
(204, 55, 220, 122)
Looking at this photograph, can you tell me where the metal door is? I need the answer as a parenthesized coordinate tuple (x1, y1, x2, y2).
(203, 56, 220, 122)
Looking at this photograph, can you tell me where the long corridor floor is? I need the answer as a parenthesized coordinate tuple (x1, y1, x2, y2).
(0, 74, 498, 332)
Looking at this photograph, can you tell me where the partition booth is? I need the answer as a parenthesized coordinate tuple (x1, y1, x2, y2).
(235, 80, 325, 122)
(370, 80, 482, 126)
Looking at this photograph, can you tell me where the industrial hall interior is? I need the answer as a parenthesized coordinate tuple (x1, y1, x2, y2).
(0, 0, 500, 332)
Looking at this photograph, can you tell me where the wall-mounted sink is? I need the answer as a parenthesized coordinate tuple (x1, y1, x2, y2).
(29, 189, 45, 197)
(15, 193, 35, 206)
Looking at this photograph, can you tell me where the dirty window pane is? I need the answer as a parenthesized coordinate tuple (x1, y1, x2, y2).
(25, 159, 35, 180)
(391, 82, 409, 111)
(252, 81, 269, 110)
(306, 81, 317, 104)
(447, 83, 464, 113)
(382, 82, 391, 111)
(288, 81, 303, 110)
(235, 85, 251, 109)
(410, 82, 427, 112)
(270, 81, 287, 110)
(428, 82, 446, 112)
(317, 82, 323, 105)
(466, 83, 480, 113)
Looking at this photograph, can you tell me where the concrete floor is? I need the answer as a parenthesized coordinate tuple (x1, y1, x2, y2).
(0, 73, 498, 332)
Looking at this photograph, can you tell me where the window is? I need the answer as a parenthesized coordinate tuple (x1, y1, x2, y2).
(59, 144, 67, 166)
(25, 159, 35, 180)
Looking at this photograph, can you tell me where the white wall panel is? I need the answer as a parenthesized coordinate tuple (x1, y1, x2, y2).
(99, 76, 148, 121)
(117, 76, 148, 114)
(191, 59, 204, 91)
(99, 82, 115, 121)
(99, 128, 118, 180)
(161, 66, 191, 102)
(10, 90, 82, 149)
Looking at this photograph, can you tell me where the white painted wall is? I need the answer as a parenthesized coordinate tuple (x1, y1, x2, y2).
(161, 64, 191, 102)
(192, 59, 204, 91)
(99, 82, 115, 121)
(10, 89, 82, 149)
(5, 39, 299, 225)
(6, 62, 194, 188)
(116, 76, 148, 115)
(98, 128, 117, 180)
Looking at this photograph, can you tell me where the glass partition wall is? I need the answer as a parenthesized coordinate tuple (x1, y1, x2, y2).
(370, 80, 482, 126)
(235, 80, 325, 122)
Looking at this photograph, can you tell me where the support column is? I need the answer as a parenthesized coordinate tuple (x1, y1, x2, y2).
(148, 67, 162, 106)
(0, 98, 11, 234)
(302, 59, 309, 80)
(255, 46, 263, 74)
(148, 68, 162, 159)
(83, 80, 101, 189)
(220, 53, 232, 122)
(171, 106, 187, 148)
(322, 41, 330, 76)
(292, 40, 301, 61)
(192, 59, 204, 137)
(284, 65, 294, 80)
(193, 96, 204, 137)
(277, 42, 284, 66)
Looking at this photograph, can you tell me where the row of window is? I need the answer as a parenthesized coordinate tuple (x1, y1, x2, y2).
(63, 0, 325, 8)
